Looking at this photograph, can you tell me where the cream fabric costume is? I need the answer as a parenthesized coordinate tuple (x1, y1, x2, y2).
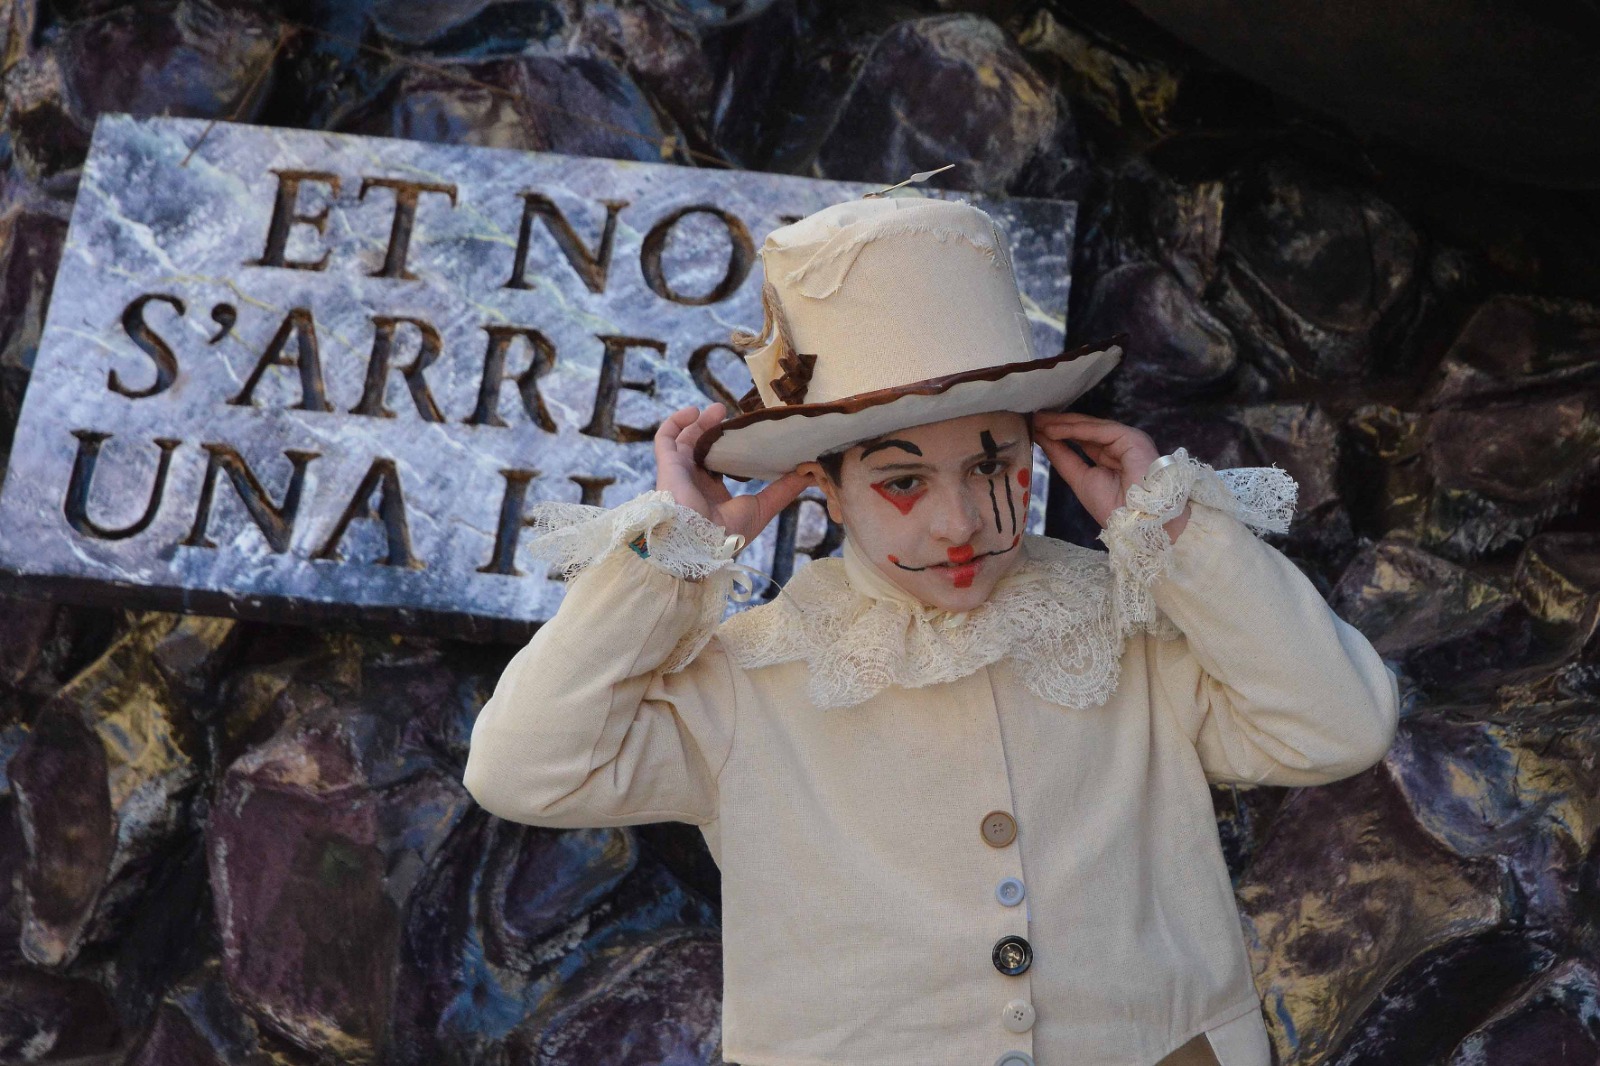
(463, 191, 1400, 1065)
(462, 450, 1401, 1066)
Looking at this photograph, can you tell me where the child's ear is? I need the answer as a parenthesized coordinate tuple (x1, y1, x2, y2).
(793, 460, 824, 490)
(794, 461, 845, 523)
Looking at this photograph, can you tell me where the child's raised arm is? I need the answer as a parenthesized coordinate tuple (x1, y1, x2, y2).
(1034, 413, 1400, 788)
(462, 404, 808, 828)
(1125, 468, 1400, 788)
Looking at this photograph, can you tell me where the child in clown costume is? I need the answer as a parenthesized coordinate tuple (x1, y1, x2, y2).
(462, 192, 1399, 1066)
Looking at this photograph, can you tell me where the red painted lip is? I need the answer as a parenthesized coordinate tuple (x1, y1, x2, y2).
(947, 544, 975, 564)
(933, 557, 982, 579)
(937, 558, 982, 588)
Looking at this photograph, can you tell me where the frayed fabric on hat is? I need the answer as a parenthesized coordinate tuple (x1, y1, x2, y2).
(697, 193, 1125, 480)
(781, 200, 1002, 299)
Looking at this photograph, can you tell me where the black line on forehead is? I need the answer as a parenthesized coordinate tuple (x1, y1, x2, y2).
(979, 429, 1000, 459)
(859, 438, 923, 460)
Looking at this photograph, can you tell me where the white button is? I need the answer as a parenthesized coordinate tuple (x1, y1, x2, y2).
(1001, 999, 1036, 1033)
(996, 877, 1025, 906)
(995, 1052, 1034, 1066)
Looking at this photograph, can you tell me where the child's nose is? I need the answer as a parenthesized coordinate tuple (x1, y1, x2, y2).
(928, 483, 984, 544)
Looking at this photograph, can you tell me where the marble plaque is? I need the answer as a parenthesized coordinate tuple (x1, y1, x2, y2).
(0, 115, 1080, 639)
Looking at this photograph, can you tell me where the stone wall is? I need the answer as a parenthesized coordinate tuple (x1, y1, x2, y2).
(1, 1, 1597, 1063)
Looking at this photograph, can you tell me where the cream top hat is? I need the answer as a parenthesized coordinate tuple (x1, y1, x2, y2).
(694, 191, 1125, 481)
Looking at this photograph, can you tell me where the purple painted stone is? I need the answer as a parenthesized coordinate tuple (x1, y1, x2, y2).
(123, 959, 272, 1066)
(1446, 958, 1600, 1065)
(1344, 403, 1430, 539)
(1423, 391, 1600, 561)
(1214, 156, 1419, 384)
(1079, 260, 1238, 403)
(58, 4, 281, 127)
(577, 1, 719, 146)
(206, 677, 474, 1060)
(0, 724, 29, 966)
(816, 14, 1081, 198)
(0, 205, 69, 376)
(0, 966, 121, 1060)
(507, 928, 723, 1066)
(389, 793, 717, 1064)
(705, 0, 815, 169)
(3, 0, 282, 178)
(1348, 393, 1600, 564)
(1387, 709, 1600, 935)
(0, 202, 70, 479)
(1235, 760, 1517, 1064)
(369, 0, 498, 45)
(339, 53, 682, 162)
(1331, 538, 1538, 695)
(0, 598, 62, 718)
(1421, 295, 1600, 409)
(486, 824, 639, 968)
(1514, 534, 1600, 648)
(8, 708, 109, 967)
(1126, 403, 1350, 580)
(8, 613, 231, 968)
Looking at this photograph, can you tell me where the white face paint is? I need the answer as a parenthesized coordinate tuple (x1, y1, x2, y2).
(796, 411, 1034, 613)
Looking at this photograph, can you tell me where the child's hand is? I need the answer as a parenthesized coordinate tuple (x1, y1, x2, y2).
(655, 403, 811, 544)
(1030, 411, 1190, 539)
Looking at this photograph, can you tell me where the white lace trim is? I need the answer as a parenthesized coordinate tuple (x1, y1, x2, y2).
(716, 534, 1133, 710)
(713, 449, 1299, 710)
(1099, 447, 1299, 637)
(521, 490, 751, 673)
(524, 452, 1298, 710)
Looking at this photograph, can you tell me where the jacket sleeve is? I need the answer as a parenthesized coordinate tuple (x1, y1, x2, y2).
(1104, 451, 1401, 787)
(462, 490, 745, 828)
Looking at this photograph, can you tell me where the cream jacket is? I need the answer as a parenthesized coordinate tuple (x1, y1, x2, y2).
(462, 457, 1400, 1066)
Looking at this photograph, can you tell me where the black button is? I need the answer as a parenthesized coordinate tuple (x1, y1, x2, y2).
(992, 934, 1032, 976)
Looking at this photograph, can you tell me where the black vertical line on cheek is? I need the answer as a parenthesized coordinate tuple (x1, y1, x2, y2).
(1003, 463, 1015, 535)
(980, 429, 1002, 534)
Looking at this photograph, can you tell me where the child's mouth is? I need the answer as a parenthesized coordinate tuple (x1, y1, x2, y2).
(889, 537, 1020, 579)
(933, 558, 982, 588)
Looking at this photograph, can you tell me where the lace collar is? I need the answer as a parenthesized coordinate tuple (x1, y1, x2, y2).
(714, 532, 1138, 711)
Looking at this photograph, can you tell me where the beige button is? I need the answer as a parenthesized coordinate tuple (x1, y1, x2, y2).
(981, 810, 1017, 847)
(1001, 999, 1036, 1033)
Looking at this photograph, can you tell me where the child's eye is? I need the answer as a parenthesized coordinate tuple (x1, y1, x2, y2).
(974, 460, 1007, 477)
(880, 476, 921, 494)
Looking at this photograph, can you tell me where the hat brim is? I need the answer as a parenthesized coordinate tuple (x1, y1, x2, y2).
(694, 332, 1129, 481)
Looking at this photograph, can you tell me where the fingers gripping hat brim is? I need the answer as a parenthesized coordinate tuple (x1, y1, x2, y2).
(694, 333, 1127, 482)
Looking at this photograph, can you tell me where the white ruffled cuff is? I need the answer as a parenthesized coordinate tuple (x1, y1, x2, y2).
(1098, 447, 1299, 636)
(522, 489, 749, 672)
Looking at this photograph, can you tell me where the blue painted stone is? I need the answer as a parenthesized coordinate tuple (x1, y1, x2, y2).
(0, 115, 1077, 638)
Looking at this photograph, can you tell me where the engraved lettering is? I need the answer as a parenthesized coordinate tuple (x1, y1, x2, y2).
(112, 293, 184, 398)
(228, 308, 333, 411)
(182, 443, 320, 552)
(639, 204, 754, 306)
(313, 457, 421, 567)
(504, 193, 629, 293)
(251, 169, 341, 271)
(359, 177, 459, 280)
(580, 334, 663, 444)
(351, 315, 444, 421)
(63, 431, 181, 540)
(478, 467, 542, 577)
(467, 325, 558, 431)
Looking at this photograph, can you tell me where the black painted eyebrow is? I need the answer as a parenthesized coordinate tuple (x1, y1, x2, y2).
(866, 439, 1023, 471)
(858, 438, 923, 460)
